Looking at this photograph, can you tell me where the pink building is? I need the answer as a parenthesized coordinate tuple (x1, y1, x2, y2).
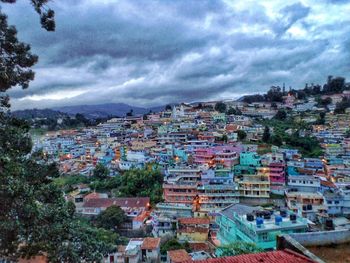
(193, 145, 242, 168)
(193, 148, 215, 166)
(212, 146, 240, 168)
(269, 162, 286, 194)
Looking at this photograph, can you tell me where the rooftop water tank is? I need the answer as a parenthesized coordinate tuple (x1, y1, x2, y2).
(325, 218, 334, 230)
(290, 214, 297, 223)
(256, 217, 264, 228)
(263, 212, 271, 220)
(280, 210, 287, 217)
(275, 215, 283, 225)
(247, 213, 254, 222)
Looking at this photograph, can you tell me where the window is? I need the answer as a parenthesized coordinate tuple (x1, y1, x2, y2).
(261, 232, 268, 241)
(148, 249, 152, 253)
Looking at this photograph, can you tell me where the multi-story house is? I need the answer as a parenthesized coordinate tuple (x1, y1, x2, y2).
(286, 191, 327, 221)
(212, 146, 240, 168)
(193, 148, 215, 167)
(119, 238, 161, 263)
(197, 184, 239, 212)
(323, 190, 343, 216)
(216, 204, 308, 250)
(339, 185, 350, 215)
(238, 172, 270, 198)
(163, 167, 201, 204)
(177, 217, 210, 242)
(163, 166, 239, 211)
(287, 175, 321, 193)
(267, 163, 286, 194)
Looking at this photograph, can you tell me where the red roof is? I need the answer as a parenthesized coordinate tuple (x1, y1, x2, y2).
(189, 242, 210, 252)
(178, 217, 210, 225)
(133, 211, 150, 222)
(168, 249, 192, 263)
(83, 197, 150, 208)
(83, 198, 114, 208)
(178, 227, 209, 234)
(321, 180, 336, 188)
(183, 249, 317, 263)
(141, 237, 161, 250)
(84, 192, 104, 200)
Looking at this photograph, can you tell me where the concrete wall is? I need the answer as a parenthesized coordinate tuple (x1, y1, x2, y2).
(289, 229, 350, 246)
(239, 196, 285, 207)
(277, 235, 325, 263)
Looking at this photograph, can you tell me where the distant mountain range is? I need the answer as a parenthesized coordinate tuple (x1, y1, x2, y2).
(13, 103, 168, 119)
(12, 108, 69, 120)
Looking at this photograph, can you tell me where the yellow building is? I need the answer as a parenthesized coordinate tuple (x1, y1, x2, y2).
(177, 217, 210, 242)
(238, 169, 270, 198)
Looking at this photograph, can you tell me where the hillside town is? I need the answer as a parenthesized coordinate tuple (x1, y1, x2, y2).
(30, 83, 350, 263)
(3, 0, 350, 262)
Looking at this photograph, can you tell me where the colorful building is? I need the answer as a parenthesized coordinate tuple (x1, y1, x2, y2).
(216, 204, 308, 250)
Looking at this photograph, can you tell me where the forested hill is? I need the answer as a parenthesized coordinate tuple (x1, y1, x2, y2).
(11, 108, 68, 120)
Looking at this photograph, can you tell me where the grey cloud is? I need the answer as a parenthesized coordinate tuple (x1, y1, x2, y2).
(273, 3, 311, 36)
(1, 0, 350, 110)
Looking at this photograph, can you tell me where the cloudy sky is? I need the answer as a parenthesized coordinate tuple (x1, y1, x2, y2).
(2, 0, 350, 110)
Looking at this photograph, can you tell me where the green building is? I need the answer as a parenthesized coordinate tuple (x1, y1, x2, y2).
(239, 152, 261, 167)
(216, 204, 308, 250)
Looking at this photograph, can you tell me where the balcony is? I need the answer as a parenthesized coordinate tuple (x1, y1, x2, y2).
(199, 192, 239, 197)
(200, 198, 239, 204)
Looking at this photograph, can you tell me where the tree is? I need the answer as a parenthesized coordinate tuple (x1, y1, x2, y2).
(214, 102, 227, 113)
(0, 118, 115, 261)
(323, 76, 346, 94)
(270, 134, 283, 146)
(1, 0, 56, 31)
(218, 242, 263, 257)
(0, 2, 114, 261)
(345, 129, 350, 138)
(266, 86, 283, 102)
(221, 134, 228, 143)
(320, 97, 332, 106)
(165, 104, 172, 111)
(315, 112, 326, 125)
(243, 94, 265, 103)
(227, 107, 237, 115)
(95, 206, 127, 230)
(75, 113, 90, 126)
(274, 109, 287, 120)
(237, 130, 247, 141)
(52, 219, 118, 263)
(262, 126, 270, 143)
(116, 168, 163, 204)
(296, 90, 307, 100)
(235, 106, 242, 115)
(334, 97, 350, 114)
(160, 238, 191, 255)
(126, 109, 133, 116)
(93, 163, 110, 180)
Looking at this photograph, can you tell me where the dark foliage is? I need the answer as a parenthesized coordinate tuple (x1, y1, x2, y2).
(214, 102, 227, 113)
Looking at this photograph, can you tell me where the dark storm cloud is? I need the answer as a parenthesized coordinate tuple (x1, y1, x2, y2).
(1, 0, 350, 110)
(267, 3, 310, 37)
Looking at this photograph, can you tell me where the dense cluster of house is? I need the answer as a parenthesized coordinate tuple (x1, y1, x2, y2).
(33, 92, 350, 263)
